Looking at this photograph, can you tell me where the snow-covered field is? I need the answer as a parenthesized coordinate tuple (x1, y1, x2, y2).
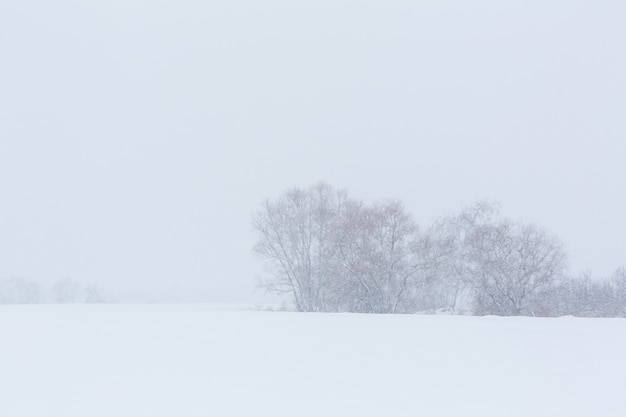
(1, 305, 624, 416)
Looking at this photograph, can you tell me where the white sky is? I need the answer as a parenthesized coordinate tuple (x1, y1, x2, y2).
(1, 1, 624, 301)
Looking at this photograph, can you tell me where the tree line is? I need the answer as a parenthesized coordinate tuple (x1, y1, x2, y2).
(0, 277, 105, 304)
(253, 182, 626, 316)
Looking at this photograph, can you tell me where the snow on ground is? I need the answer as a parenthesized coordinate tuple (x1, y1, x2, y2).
(1, 304, 624, 417)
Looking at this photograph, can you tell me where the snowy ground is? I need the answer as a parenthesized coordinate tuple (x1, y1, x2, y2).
(1, 304, 624, 417)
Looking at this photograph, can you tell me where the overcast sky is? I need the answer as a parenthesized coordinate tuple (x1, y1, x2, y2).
(1, 0, 624, 302)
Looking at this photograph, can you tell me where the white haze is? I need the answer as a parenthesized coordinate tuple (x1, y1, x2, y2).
(0, 1, 625, 302)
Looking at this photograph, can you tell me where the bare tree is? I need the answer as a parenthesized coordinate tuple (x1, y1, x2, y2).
(548, 269, 626, 317)
(254, 186, 571, 316)
(413, 202, 500, 314)
(399, 221, 465, 313)
(254, 184, 428, 313)
(85, 284, 105, 303)
(52, 278, 81, 304)
(253, 182, 347, 312)
(611, 267, 626, 316)
(335, 200, 420, 313)
(464, 220, 567, 316)
(0, 277, 41, 304)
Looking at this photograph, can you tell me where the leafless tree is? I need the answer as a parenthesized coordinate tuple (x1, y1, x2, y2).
(335, 200, 420, 313)
(547, 268, 626, 317)
(611, 267, 626, 316)
(254, 184, 427, 313)
(412, 202, 500, 313)
(0, 277, 41, 304)
(85, 284, 105, 303)
(254, 186, 572, 316)
(464, 220, 567, 316)
(52, 278, 81, 304)
(252, 182, 347, 312)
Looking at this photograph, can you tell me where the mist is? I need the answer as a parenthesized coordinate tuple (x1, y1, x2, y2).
(1, 0, 625, 302)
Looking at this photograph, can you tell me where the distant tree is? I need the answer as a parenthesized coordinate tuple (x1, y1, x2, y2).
(611, 267, 626, 316)
(52, 278, 81, 303)
(550, 269, 626, 317)
(0, 277, 41, 304)
(85, 284, 105, 303)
